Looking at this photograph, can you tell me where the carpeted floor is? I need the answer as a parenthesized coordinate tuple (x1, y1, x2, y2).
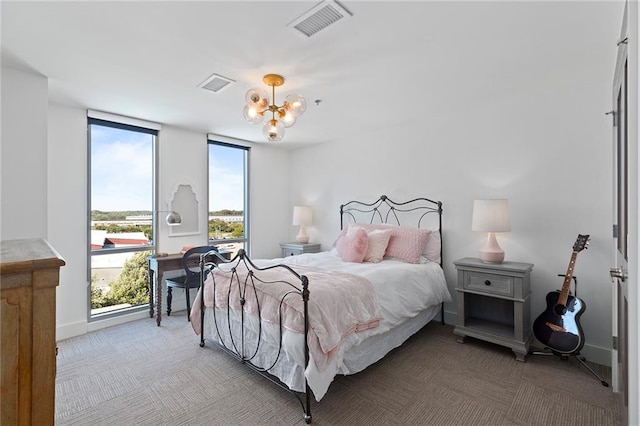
(55, 314, 621, 425)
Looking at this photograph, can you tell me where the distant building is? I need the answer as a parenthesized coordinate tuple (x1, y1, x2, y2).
(91, 231, 150, 249)
(209, 215, 243, 223)
(91, 215, 152, 227)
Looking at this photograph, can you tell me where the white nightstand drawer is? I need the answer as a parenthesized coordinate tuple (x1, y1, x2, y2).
(280, 243, 321, 257)
(283, 248, 300, 257)
(464, 272, 513, 297)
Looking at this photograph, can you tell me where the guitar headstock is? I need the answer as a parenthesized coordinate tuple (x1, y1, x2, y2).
(573, 234, 590, 252)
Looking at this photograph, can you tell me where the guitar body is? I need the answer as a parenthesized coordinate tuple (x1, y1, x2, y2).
(533, 290, 586, 354)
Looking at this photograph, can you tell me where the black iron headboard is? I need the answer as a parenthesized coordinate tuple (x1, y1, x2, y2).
(339, 195, 443, 266)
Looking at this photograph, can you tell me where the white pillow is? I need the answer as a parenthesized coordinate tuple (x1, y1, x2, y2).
(422, 228, 441, 264)
(361, 228, 392, 263)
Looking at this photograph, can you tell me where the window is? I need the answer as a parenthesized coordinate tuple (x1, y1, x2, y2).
(88, 117, 156, 319)
(207, 140, 249, 256)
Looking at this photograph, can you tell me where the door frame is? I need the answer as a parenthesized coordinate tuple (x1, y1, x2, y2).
(615, 1, 639, 424)
(612, 0, 628, 395)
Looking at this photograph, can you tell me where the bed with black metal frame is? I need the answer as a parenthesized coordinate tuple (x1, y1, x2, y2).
(192, 195, 448, 424)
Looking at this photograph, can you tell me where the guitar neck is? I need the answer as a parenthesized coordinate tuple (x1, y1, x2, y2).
(558, 251, 578, 306)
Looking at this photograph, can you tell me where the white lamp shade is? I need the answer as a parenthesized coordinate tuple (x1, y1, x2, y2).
(292, 206, 313, 226)
(472, 199, 510, 232)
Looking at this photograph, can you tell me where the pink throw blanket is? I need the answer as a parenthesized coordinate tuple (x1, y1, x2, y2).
(190, 262, 381, 372)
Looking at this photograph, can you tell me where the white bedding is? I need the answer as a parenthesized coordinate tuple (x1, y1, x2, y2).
(199, 250, 451, 401)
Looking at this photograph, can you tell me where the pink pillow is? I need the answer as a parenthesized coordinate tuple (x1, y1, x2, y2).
(332, 226, 349, 247)
(352, 223, 431, 264)
(335, 227, 369, 263)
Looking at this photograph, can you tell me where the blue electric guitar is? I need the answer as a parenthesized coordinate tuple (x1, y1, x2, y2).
(533, 234, 589, 354)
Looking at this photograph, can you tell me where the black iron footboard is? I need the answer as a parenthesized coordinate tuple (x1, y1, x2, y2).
(197, 248, 313, 424)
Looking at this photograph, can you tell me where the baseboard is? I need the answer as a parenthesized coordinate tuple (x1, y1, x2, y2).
(56, 310, 152, 341)
(444, 310, 611, 367)
(529, 342, 612, 367)
(579, 344, 611, 367)
(56, 320, 88, 341)
(442, 309, 456, 326)
(87, 310, 150, 333)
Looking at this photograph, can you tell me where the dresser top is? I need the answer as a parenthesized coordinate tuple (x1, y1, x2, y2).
(1, 238, 66, 274)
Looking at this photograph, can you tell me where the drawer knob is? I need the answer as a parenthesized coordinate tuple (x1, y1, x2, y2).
(484, 280, 491, 286)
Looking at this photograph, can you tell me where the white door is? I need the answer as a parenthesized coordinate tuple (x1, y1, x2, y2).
(611, 2, 634, 424)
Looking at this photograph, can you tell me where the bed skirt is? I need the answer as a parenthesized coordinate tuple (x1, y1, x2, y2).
(201, 302, 442, 401)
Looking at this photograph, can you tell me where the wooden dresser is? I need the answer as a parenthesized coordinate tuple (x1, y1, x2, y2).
(1, 238, 65, 425)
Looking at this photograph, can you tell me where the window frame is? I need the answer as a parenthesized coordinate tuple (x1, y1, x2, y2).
(87, 116, 158, 321)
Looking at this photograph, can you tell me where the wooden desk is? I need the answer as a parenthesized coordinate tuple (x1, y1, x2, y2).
(147, 253, 182, 326)
(148, 250, 231, 326)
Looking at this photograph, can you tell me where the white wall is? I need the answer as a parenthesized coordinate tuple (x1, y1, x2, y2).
(2, 65, 292, 339)
(157, 125, 210, 255)
(249, 144, 293, 258)
(1, 67, 48, 240)
(287, 16, 617, 366)
(48, 104, 90, 338)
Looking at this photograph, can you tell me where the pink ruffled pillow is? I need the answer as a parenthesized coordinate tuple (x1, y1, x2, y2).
(353, 223, 432, 264)
(332, 225, 349, 247)
(335, 227, 369, 263)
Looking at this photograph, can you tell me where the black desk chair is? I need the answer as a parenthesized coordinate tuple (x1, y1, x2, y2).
(165, 246, 218, 320)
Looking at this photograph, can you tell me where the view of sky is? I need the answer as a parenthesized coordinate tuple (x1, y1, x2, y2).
(208, 143, 245, 212)
(91, 124, 244, 212)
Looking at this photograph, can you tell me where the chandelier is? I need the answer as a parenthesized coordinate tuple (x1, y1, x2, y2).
(243, 74, 306, 142)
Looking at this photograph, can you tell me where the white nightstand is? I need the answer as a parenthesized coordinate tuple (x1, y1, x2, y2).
(453, 257, 534, 361)
(280, 242, 321, 257)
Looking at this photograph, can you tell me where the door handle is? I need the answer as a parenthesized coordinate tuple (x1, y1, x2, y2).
(610, 266, 627, 282)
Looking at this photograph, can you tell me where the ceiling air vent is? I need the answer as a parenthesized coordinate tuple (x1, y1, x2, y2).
(198, 73, 235, 93)
(287, 0, 352, 38)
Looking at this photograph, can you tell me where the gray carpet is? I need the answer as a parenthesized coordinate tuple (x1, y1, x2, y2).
(55, 314, 621, 425)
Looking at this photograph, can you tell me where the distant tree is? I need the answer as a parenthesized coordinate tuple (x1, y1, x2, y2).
(141, 226, 152, 240)
(90, 274, 110, 309)
(210, 209, 243, 216)
(209, 219, 233, 236)
(107, 251, 150, 306)
(92, 223, 151, 240)
(91, 210, 152, 221)
(230, 223, 244, 238)
(90, 251, 150, 309)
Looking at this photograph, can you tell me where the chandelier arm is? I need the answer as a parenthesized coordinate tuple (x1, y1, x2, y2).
(272, 84, 276, 119)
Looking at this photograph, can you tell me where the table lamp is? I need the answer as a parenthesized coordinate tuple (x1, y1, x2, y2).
(472, 199, 510, 263)
(293, 206, 313, 244)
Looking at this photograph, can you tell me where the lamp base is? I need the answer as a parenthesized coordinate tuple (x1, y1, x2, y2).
(296, 225, 309, 244)
(479, 232, 505, 263)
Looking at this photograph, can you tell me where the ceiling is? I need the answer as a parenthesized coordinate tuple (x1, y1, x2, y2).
(1, 1, 622, 147)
